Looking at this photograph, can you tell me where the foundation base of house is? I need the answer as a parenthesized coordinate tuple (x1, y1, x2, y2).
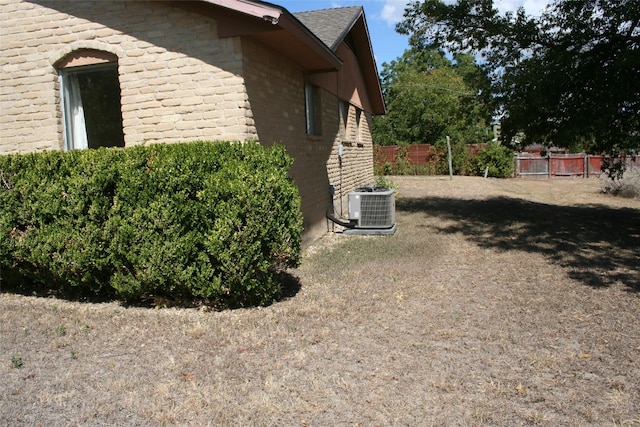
(343, 223, 397, 236)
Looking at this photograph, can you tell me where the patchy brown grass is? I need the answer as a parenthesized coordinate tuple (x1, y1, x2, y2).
(2, 176, 639, 426)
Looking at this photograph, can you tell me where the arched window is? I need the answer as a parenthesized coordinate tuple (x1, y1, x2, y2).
(57, 50, 125, 150)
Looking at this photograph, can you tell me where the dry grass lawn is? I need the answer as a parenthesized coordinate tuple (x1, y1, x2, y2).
(1, 176, 639, 426)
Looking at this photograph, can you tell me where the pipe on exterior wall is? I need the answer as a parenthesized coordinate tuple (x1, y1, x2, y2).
(326, 212, 357, 229)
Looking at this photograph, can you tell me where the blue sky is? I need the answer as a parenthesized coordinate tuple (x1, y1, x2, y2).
(275, 0, 551, 70)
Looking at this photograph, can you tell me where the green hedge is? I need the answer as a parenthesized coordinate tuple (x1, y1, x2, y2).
(475, 142, 515, 178)
(0, 141, 303, 307)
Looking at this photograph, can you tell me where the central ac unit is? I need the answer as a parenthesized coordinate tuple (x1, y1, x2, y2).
(348, 187, 395, 229)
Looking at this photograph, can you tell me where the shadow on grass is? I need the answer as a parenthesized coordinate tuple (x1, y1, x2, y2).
(397, 196, 640, 292)
(0, 270, 302, 309)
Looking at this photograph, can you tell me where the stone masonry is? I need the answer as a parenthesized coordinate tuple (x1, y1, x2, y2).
(1, 0, 254, 153)
(0, 0, 376, 243)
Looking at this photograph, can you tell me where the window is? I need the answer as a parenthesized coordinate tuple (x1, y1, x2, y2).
(304, 83, 321, 136)
(338, 101, 364, 145)
(355, 108, 362, 143)
(59, 61, 125, 150)
(339, 101, 349, 139)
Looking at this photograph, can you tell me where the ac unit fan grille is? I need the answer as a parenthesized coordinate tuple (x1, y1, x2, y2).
(348, 188, 395, 229)
(360, 194, 394, 227)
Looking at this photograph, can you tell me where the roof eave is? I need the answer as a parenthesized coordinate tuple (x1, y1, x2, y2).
(340, 11, 386, 115)
(277, 11, 343, 71)
(202, 0, 281, 21)
(201, 0, 342, 71)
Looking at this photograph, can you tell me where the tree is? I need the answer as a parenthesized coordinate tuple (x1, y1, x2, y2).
(372, 48, 493, 146)
(398, 0, 640, 155)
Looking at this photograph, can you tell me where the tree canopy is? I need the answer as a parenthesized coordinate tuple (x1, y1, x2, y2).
(373, 49, 493, 146)
(397, 0, 640, 154)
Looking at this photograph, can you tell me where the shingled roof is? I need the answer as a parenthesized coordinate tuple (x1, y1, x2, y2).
(292, 5, 384, 114)
(293, 6, 363, 51)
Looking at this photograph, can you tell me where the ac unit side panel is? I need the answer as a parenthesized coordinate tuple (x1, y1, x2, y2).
(348, 193, 362, 220)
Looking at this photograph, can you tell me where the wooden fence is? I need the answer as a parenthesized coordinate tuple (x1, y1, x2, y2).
(515, 154, 639, 178)
(375, 144, 638, 178)
(375, 144, 486, 164)
(374, 143, 486, 174)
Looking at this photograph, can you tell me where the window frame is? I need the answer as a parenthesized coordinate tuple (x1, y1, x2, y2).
(339, 100, 349, 140)
(355, 108, 362, 143)
(304, 83, 322, 137)
(58, 60, 124, 151)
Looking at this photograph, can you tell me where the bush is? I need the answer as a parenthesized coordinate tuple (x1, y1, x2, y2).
(374, 143, 487, 177)
(475, 142, 515, 178)
(0, 141, 303, 307)
(600, 167, 640, 199)
(434, 141, 479, 176)
(374, 176, 397, 192)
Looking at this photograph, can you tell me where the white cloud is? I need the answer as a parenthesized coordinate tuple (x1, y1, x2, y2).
(380, 0, 410, 26)
(494, 0, 549, 16)
(379, 0, 550, 26)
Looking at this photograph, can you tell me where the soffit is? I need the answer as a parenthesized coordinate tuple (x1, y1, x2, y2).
(173, 1, 384, 113)
(178, 0, 342, 71)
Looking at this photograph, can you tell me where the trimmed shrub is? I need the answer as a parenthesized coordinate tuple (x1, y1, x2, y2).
(0, 141, 303, 307)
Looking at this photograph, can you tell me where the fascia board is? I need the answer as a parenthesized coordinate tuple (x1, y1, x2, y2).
(202, 0, 282, 22)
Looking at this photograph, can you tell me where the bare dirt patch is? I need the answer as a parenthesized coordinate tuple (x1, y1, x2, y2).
(2, 176, 639, 425)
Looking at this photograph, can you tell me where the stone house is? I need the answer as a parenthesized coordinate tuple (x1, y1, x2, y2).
(0, 0, 385, 243)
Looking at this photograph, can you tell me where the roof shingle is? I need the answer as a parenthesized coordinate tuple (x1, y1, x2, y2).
(293, 6, 363, 51)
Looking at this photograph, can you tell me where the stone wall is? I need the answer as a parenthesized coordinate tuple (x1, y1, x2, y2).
(0, 0, 254, 154)
(327, 104, 375, 218)
(1, 0, 376, 244)
(242, 38, 375, 242)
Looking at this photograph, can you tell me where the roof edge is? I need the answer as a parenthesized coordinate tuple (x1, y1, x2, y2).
(329, 6, 363, 51)
(205, 0, 342, 71)
(201, 0, 282, 22)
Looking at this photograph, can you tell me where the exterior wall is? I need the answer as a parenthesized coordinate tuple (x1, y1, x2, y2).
(0, 0, 255, 154)
(242, 38, 335, 243)
(1, 0, 63, 153)
(1, 0, 377, 244)
(304, 40, 376, 222)
(306, 42, 374, 115)
(242, 38, 374, 243)
(328, 105, 375, 218)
